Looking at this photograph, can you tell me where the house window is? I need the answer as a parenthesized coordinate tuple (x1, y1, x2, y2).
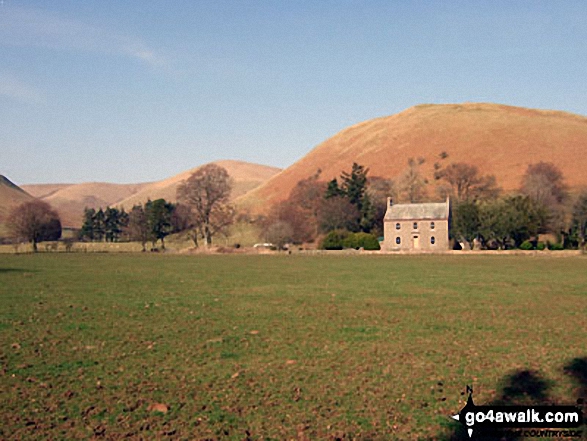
(396, 237, 401, 245)
(413, 222, 418, 230)
(431, 236, 436, 245)
(395, 223, 401, 230)
(431, 221, 435, 230)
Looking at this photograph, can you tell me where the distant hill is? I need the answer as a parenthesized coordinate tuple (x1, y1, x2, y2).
(0, 176, 35, 236)
(21, 161, 281, 228)
(117, 160, 281, 211)
(22, 182, 151, 228)
(237, 103, 587, 211)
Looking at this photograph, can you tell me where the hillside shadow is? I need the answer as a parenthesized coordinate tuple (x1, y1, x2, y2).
(431, 370, 552, 441)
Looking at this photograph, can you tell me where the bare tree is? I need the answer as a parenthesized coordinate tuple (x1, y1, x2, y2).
(317, 196, 360, 233)
(177, 164, 235, 247)
(399, 159, 427, 203)
(127, 205, 150, 251)
(265, 221, 294, 250)
(520, 162, 567, 207)
(520, 162, 568, 234)
(7, 200, 61, 252)
(288, 170, 325, 238)
(367, 176, 396, 237)
(437, 162, 500, 202)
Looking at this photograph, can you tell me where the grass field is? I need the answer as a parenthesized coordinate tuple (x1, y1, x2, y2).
(0, 254, 586, 440)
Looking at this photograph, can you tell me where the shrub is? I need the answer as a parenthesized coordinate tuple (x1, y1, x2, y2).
(548, 242, 564, 251)
(319, 230, 350, 250)
(352, 232, 381, 250)
(536, 242, 546, 250)
(519, 240, 534, 250)
(342, 234, 359, 249)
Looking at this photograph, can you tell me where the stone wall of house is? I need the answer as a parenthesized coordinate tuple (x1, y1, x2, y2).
(383, 219, 449, 251)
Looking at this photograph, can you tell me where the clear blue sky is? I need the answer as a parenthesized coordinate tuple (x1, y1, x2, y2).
(2, 1, 586, 184)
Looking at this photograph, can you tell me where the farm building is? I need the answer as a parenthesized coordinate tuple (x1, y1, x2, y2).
(382, 198, 450, 251)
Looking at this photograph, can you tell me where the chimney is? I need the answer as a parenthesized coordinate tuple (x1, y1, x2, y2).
(388, 197, 393, 208)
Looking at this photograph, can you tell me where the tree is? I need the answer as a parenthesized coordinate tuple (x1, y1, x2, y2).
(265, 200, 314, 244)
(570, 191, 587, 249)
(324, 163, 375, 233)
(478, 196, 544, 249)
(7, 200, 62, 252)
(145, 199, 174, 250)
(451, 200, 481, 249)
(80, 207, 96, 241)
(177, 164, 235, 247)
(521, 162, 567, 207)
(265, 221, 294, 250)
(325, 179, 344, 199)
(105, 207, 127, 242)
(93, 208, 106, 242)
(317, 196, 360, 233)
(520, 162, 568, 235)
(367, 177, 396, 237)
(127, 205, 150, 251)
(437, 162, 500, 202)
(340, 163, 368, 209)
(399, 159, 427, 203)
(288, 170, 325, 238)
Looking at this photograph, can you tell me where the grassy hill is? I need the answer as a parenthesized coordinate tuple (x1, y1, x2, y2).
(117, 160, 281, 211)
(237, 103, 587, 211)
(22, 182, 151, 228)
(21, 161, 281, 228)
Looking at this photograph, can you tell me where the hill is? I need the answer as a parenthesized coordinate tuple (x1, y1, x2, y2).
(0, 176, 36, 236)
(237, 103, 587, 211)
(21, 161, 281, 228)
(21, 182, 151, 228)
(117, 160, 281, 211)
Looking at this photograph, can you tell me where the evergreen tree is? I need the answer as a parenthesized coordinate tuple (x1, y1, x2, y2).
(104, 207, 121, 242)
(325, 179, 344, 199)
(145, 199, 174, 250)
(80, 207, 96, 241)
(93, 208, 106, 242)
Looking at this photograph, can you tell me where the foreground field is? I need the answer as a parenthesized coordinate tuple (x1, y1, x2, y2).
(0, 254, 585, 440)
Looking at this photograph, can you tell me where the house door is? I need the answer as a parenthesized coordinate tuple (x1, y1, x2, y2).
(413, 235, 420, 249)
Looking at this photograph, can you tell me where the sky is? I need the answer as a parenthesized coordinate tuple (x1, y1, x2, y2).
(1, 1, 587, 184)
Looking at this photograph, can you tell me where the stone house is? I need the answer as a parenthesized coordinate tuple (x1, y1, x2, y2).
(382, 198, 450, 251)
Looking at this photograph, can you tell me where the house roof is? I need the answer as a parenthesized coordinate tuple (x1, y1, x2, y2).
(384, 201, 449, 220)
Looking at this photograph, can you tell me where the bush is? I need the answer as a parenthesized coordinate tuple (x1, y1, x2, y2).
(321, 231, 381, 251)
(320, 230, 350, 250)
(519, 240, 534, 250)
(352, 232, 381, 250)
(548, 242, 564, 251)
(536, 242, 546, 251)
(342, 234, 358, 249)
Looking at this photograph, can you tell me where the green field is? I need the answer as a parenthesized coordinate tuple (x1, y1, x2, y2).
(1, 254, 585, 440)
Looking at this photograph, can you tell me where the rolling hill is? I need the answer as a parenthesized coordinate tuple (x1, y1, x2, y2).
(236, 103, 587, 211)
(20, 161, 281, 228)
(117, 160, 281, 212)
(21, 182, 151, 228)
(0, 176, 36, 236)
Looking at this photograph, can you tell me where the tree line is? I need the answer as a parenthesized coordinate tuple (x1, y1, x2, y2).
(6, 159, 587, 252)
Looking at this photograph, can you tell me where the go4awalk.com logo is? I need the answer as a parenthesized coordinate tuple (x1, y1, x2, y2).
(451, 387, 583, 438)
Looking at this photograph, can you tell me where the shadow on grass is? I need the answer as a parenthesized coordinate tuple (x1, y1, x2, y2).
(564, 356, 587, 414)
(432, 370, 555, 441)
(0, 268, 37, 273)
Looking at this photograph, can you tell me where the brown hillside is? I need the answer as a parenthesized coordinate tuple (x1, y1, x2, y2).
(21, 182, 151, 228)
(19, 161, 280, 228)
(117, 160, 281, 211)
(237, 103, 587, 211)
(0, 176, 35, 236)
